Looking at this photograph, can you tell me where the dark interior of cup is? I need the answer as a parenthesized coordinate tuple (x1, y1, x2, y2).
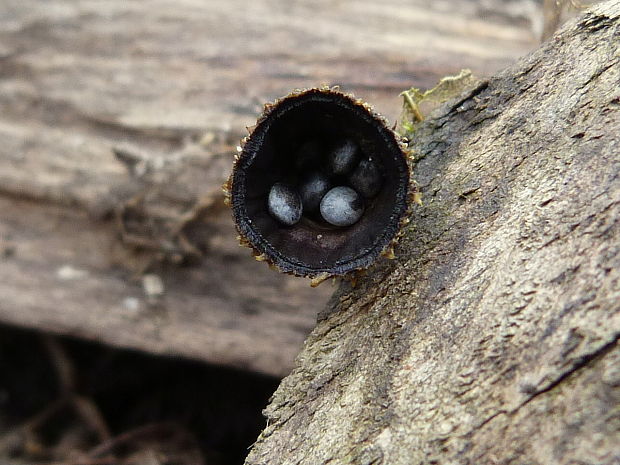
(231, 89, 410, 276)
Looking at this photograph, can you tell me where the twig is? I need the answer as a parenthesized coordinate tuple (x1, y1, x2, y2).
(87, 423, 184, 458)
(41, 336, 112, 441)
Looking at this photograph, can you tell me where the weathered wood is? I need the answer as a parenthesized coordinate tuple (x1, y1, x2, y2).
(246, 2, 620, 463)
(0, 1, 537, 376)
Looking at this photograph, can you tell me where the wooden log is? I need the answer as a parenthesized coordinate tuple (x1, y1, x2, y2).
(0, 0, 537, 376)
(246, 1, 620, 462)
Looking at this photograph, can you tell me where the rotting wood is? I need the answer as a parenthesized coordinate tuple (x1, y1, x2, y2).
(246, 2, 620, 463)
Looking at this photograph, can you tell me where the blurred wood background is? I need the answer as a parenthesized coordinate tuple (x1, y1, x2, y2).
(0, 0, 540, 376)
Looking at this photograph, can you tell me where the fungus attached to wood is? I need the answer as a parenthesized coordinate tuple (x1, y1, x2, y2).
(225, 87, 412, 280)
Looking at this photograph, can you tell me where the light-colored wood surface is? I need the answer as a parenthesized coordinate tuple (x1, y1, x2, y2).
(0, 0, 538, 376)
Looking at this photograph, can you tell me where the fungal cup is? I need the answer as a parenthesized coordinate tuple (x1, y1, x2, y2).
(226, 88, 412, 280)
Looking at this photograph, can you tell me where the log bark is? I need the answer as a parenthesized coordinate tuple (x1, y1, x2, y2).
(246, 2, 620, 463)
(0, 0, 537, 376)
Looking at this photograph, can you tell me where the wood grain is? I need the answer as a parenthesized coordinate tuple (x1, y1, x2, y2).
(0, 0, 538, 376)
